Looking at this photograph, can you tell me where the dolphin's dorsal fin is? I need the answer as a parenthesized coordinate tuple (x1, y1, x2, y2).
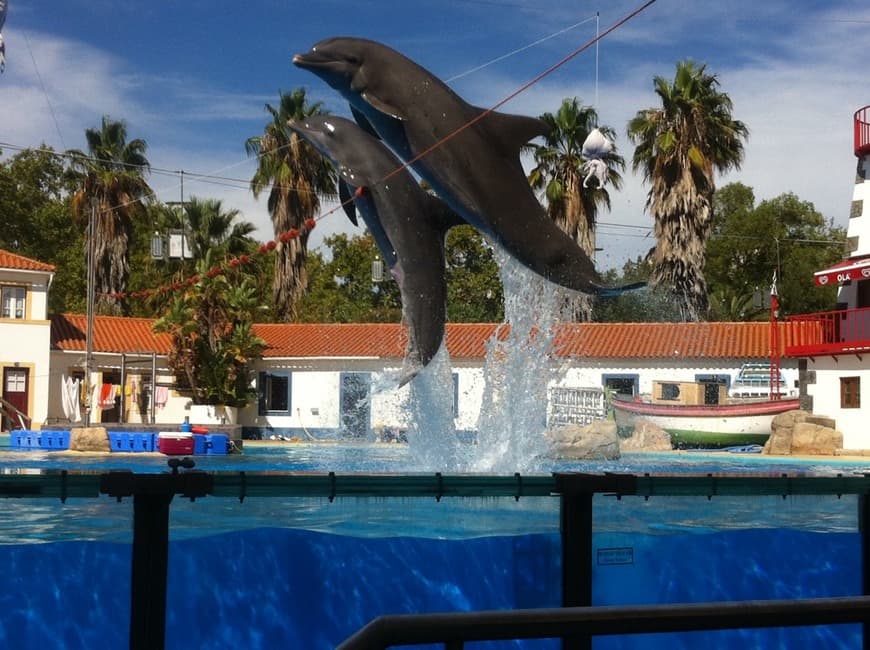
(350, 106, 381, 140)
(478, 109, 550, 155)
(338, 179, 359, 226)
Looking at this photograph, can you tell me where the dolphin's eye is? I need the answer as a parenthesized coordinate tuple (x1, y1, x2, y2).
(324, 121, 336, 134)
(345, 55, 360, 65)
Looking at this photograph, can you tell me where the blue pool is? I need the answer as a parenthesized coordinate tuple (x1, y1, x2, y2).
(1, 441, 869, 649)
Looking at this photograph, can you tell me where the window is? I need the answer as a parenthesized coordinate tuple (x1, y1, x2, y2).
(258, 371, 291, 414)
(601, 374, 639, 398)
(660, 383, 681, 401)
(841, 376, 860, 409)
(1, 286, 25, 319)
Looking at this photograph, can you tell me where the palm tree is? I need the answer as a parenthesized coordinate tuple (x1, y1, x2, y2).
(627, 60, 748, 321)
(67, 115, 151, 315)
(246, 88, 336, 321)
(180, 197, 257, 261)
(527, 98, 624, 320)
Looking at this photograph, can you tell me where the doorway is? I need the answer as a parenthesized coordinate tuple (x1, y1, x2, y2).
(2, 367, 30, 430)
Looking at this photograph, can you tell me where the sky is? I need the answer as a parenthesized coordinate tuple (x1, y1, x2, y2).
(1, 0, 869, 271)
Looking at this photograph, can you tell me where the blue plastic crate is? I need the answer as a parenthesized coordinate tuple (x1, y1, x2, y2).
(24, 431, 40, 449)
(206, 434, 229, 455)
(130, 432, 155, 453)
(108, 432, 131, 452)
(38, 431, 71, 450)
(10, 431, 25, 449)
(193, 434, 208, 455)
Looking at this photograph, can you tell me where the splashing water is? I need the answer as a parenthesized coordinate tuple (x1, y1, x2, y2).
(469, 245, 573, 473)
(396, 239, 577, 473)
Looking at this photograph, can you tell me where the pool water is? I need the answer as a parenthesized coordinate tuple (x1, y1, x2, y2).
(1, 443, 868, 648)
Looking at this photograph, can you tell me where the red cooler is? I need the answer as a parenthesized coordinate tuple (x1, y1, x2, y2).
(157, 432, 195, 455)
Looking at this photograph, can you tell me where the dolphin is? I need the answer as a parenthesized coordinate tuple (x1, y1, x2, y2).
(293, 37, 640, 296)
(287, 114, 463, 386)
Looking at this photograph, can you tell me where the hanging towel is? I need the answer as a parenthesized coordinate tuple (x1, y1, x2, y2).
(71, 378, 82, 423)
(99, 383, 115, 409)
(154, 385, 169, 409)
(91, 383, 102, 412)
(61, 375, 73, 420)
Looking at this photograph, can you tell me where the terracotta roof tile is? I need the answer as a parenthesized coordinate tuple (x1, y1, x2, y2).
(50, 316, 793, 360)
(51, 313, 172, 354)
(0, 249, 55, 272)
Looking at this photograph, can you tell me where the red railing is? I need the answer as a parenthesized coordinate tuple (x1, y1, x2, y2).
(855, 105, 870, 157)
(786, 306, 870, 356)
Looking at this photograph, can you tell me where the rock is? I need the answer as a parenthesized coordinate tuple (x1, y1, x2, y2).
(545, 420, 620, 460)
(763, 409, 842, 456)
(620, 419, 673, 452)
(791, 421, 843, 456)
(68, 426, 110, 452)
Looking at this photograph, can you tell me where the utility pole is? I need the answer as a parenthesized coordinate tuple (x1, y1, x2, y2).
(84, 203, 97, 426)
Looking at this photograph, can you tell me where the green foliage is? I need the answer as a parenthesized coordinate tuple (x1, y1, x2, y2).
(298, 233, 403, 322)
(445, 225, 503, 322)
(297, 226, 504, 323)
(0, 146, 86, 313)
(593, 257, 677, 322)
(706, 184, 846, 317)
(152, 252, 266, 406)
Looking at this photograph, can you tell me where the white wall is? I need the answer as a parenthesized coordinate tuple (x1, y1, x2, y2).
(807, 357, 870, 449)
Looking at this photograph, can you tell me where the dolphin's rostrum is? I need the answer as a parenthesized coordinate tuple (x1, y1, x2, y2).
(293, 36, 641, 297)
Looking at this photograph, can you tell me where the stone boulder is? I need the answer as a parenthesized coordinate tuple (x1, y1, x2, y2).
(620, 419, 673, 452)
(763, 409, 842, 456)
(545, 419, 620, 460)
(68, 426, 110, 452)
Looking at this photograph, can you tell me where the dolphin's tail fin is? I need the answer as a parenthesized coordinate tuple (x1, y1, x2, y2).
(592, 281, 647, 298)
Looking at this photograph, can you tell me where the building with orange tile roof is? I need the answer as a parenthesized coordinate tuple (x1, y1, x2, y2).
(43, 311, 799, 439)
(0, 249, 55, 430)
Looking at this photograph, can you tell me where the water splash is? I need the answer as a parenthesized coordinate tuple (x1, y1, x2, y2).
(469, 246, 573, 473)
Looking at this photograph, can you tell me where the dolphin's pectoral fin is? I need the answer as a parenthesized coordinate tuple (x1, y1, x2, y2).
(479, 109, 551, 155)
(338, 179, 359, 226)
(361, 90, 407, 121)
(354, 194, 398, 269)
(350, 106, 381, 140)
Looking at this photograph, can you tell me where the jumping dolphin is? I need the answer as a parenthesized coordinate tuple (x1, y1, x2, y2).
(287, 114, 462, 386)
(293, 37, 639, 296)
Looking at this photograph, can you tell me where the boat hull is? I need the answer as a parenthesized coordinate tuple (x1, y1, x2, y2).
(612, 398, 801, 448)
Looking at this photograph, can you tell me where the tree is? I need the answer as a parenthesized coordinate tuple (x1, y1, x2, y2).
(66, 116, 152, 315)
(445, 225, 503, 322)
(527, 98, 624, 320)
(298, 233, 403, 323)
(297, 228, 505, 323)
(246, 88, 336, 321)
(176, 197, 256, 261)
(152, 251, 267, 406)
(0, 146, 86, 313)
(628, 61, 748, 321)
(706, 185, 846, 317)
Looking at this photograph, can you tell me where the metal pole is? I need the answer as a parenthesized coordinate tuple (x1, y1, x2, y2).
(120, 353, 126, 424)
(130, 492, 172, 650)
(560, 491, 593, 650)
(861, 494, 870, 650)
(151, 353, 157, 425)
(84, 204, 97, 426)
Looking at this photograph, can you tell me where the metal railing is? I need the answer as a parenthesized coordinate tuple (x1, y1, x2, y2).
(856, 105, 870, 157)
(338, 597, 870, 649)
(5, 469, 870, 649)
(786, 306, 870, 356)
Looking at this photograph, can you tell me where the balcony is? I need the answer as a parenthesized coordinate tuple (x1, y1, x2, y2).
(785, 306, 870, 357)
(856, 105, 870, 158)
